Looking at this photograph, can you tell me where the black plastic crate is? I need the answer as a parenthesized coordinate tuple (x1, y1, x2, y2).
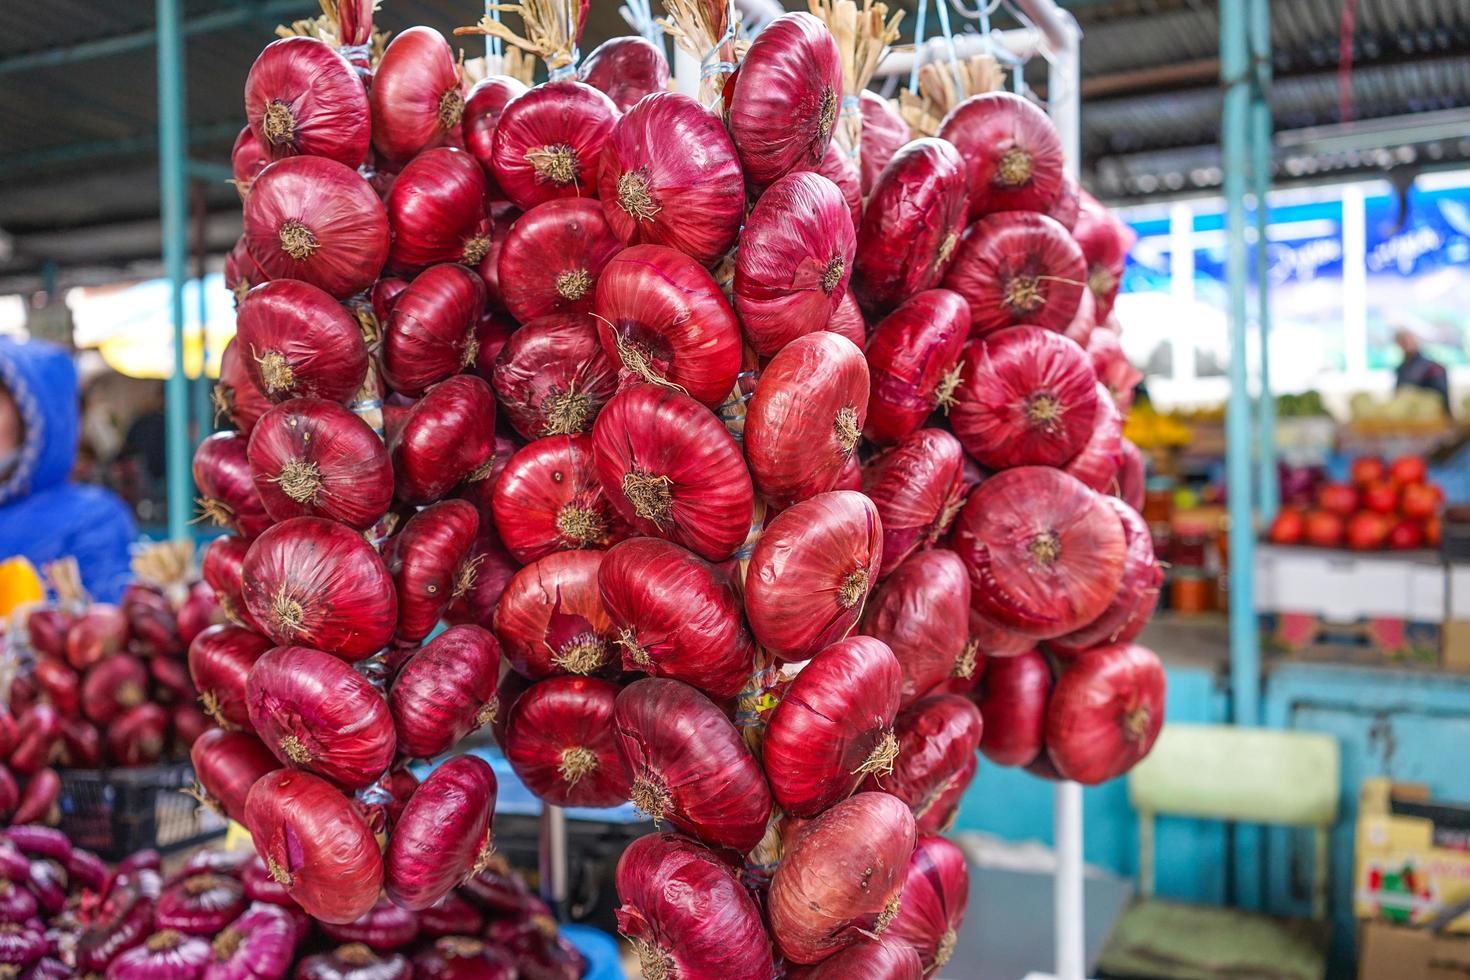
(55, 761, 226, 861)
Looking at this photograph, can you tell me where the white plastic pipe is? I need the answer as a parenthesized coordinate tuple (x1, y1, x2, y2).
(1054, 782, 1085, 980)
(873, 29, 1043, 77)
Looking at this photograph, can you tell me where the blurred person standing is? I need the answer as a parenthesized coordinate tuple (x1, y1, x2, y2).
(1394, 323, 1452, 417)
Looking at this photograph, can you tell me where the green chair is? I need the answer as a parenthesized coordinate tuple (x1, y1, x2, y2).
(1095, 724, 1340, 980)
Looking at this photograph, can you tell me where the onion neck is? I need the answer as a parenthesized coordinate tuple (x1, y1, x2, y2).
(934, 928, 958, 970)
(254, 349, 296, 395)
(952, 639, 980, 680)
(873, 894, 902, 934)
(631, 938, 675, 980)
(833, 406, 860, 455)
(1025, 392, 1064, 432)
(853, 730, 900, 777)
(212, 927, 242, 961)
(837, 567, 870, 609)
(820, 255, 845, 295)
(279, 734, 313, 764)
(616, 627, 652, 667)
(937, 229, 959, 266)
(196, 495, 235, 528)
(336, 944, 376, 967)
(438, 87, 465, 130)
(475, 695, 499, 729)
(440, 936, 485, 958)
(461, 235, 491, 266)
(816, 87, 837, 144)
(933, 362, 963, 412)
(1089, 264, 1118, 298)
(147, 930, 184, 953)
(271, 587, 306, 637)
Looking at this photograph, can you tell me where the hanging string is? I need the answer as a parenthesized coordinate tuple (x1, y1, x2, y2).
(908, 0, 928, 94)
(933, 0, 963, 90)
(702, 0, 740, 84)
(619, 0, 659, 43)
(484, 0, 503, 62)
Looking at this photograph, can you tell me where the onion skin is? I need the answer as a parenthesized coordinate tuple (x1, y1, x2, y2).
(769, 792, 918, 964)
(949, 327, 1100, 470)
(868, 695, 983, 833)
(864, 290, 971, 446)
(580, 36, 670, 112)
(297, 946, 412, 980)
(788, 939, 925, 980)
(1115, 438, 1146, 513)
(493, 435, 626, 564)
(384, 148, 492, 277)
(727, 12, 843, 188)
(190, 728, 280, 825)
(828, 287, 867, 346)
(597, 92, 745, 267)
(745, 491, 883, 663)
(859, 91, 910, 194)
(231, 125, 269, 200)
(939, 91, 1064, 219)
(861, 429, 967, 577)
(234, 280, 368, 404)
(388, 500, 480, 643)
(243, 156, 388, 300)
(1063, 381, 1124, 492)
(442, 524, 520, 633)
(593, 246, 743, 408)
(591, 384, 754, 562)
(491, 81, 618, 212)
(64, 604, 128, 670)
(418, 893, 484, 938)
(106, 930, 213, 979)
(12, 770, 59, 825)
(862, 551, 972, 706)
(597, 536, 754, 698)
(1050, 499, 1161, 655)
(854, 138, 969, 313)
(157, 873, 247, 935)
(194, 432, 273, 539)
(79, 654, 148, 726)
(950, 467, 1126, 639)
(499, 199, 623, 322)
(613, 678, 772, 852)
(1047, 643, 1166, 785)
(188, 624, 273, 730)
(493, 550, 615, 679)
(491, 315, 618, 440)
(614, 834, 774, 980)
(203, 535, 254, 629)
(942, 212, 1087, 337)
(370, 27, 465, 165)
(381, 263, 486, 397)
(390, 376, 498, 505)
(1073, 190, 1134, 322)
(883, 836, 971, 976)
(1051, 172, 1082, 230)
(745, 332, 869, 508)
(388, 625, 502, 759)
(734, 172, 856, 356)
(816, 140, 863, 231)
(976, 648, 1050, 767)
(1087, 327, 1143, 414)
(242, 516, 398, 660)
(504, 675, 631, 808)
(765, 637, 903, 817)
(413, 937, 517, 979)
(248, 398, 392, 530)
(108, 703, 170, 767)
(9, 705, 61, 775)
(33, 659, 79, 717)
(385, 755, 497, 911)
(244, 36, 369, 168)
(204, 902, 297, 980)
(244, 769, 383, 924)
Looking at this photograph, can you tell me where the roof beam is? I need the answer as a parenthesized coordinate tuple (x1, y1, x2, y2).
(0, 122, 243, 178)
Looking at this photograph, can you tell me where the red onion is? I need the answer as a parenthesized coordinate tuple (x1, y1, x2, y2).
(234, 280, 367, 404)
(591, 384, 753, 561)
(418, 893, 484, 938)
(174, 702, 213, 748)
(494, 550, 615, 678)
(493, 435, 625, 563)
(389, 500, 480, 643)
(241, 858, 297, 910)
(746, 332, 868, 507)
(108, 703, 169, 767)
(854, 138, 969, 312)
(157, 874, 247, 936)
(79, 654, 147, 725)
(370, 27, 465, 165)
(884, 836, 970, 974)
(862, 550, 972, 706)
(58, 716, 100, 767)
(1050, 172, 1082, 230)
(614, 834, 774, 980)
(203, 903, 296, 980)
(188, 624, 272, 730)
(976, 648, 1050, 767)
(245, 645, 395, 791)
(442, 524, 520, 632)
(0, 881, 35, 925)
(1050, 500, 1160, 655)
(389, 625, 501, 759)
(225, 237, 266, 306)
(9, 705, 61, 774)
(504, 675, 631, 807)
(593, 246, 743, 407)
(190, 728, 280, 824)
(194, 432, 272, 539)
(244, 36, 369, 168)
(413, 937, 517, 979)
(499, 199, 622, 322)
(372, 277, 410, 323)
(1087, 327, 1143, 413)
(1061, 285, 1096, 348)
(1047, 643, 1165, 784)
(769, 792, 917, 964)
(491, 315, 618, 439)
(383, 149, 491, 278)
(463, 76, 530, 182)
(491, 81, 618, 211)
(385, 755, 497, 911)
(218, 340, 274, 439)
(203, 536, 255, 629)
(1115, 438, 1146, 512)
(296, 945, 411, 980)
(179, 581, 225, 647)
(0, 840, 30, 876)
(66, 845, 107, 892)
(789, 939, 924, 979)
(12, 771, 59, 825)
(390, 376, 498, 505)
(827, 288, 867, 346)
(859, 90, 910, 195)
(614, 678, 771, 851)
(1073, 191, 1133, 322)
(726, 12, 843, 188)
(869, 695, 982, 833)
(241, 516, 397, 660)
(76, 880, 154, 972)
(942, 212, 1087, 336)
(745, 490, 883, 663)
(381, 263, 486, 396)
(0, 707, 14, 759)
(864, 290, 970, 446)
(939, 92, 1064, 219)
(319, 897, 421, 951)
(949, 327, 1100, 469)
(579, 36, 670, 112)
(597, 92, 744, 267)
(33, 659, 79, 717)
(735, 172, 856, 356)
(598, 536, 753, 697)
(817, 140, 863, 231)
(124, 583, 182, 656)
(244, 769, 383, 924)
(243, 156, 388, 300)
(24, 611, 71, 660)
(100, 928, 212, 979)
(247, 398, 392, 529)
(765, 637, 902, 817)
(1062, 381, 1123, 492)
(861, 429, 967, 576)
(231, 126, 269, 200)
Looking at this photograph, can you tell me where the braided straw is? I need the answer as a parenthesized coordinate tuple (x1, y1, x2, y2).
(807, 0, 904, 161)
(463, 48, 537, 86)
(659, 0, 744, 107)
(44, 557, 88, 608)
(455, 0, 589, 75)
(275, 0, 389, 66)
(899, 54, 1005, 136)
(130, 540, 195, 606)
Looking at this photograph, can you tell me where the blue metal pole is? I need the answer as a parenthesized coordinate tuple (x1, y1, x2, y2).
(191, 180, 212, 450)
(1251, 0, 1277, 525)
(157, 0, 191, 541)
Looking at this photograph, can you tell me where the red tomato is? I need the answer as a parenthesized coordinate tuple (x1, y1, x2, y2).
(1315, 482, 1359, 518)
(1345, 511, 1391, 551)
(1386, 519, 1425, 550)
(1360, 481, 1399, 515)
(1303, 510, 1344, 549)
(1399, 482, 1443, 521)
(1426, 515, 1443, 548)
(1266, 508, 1305, 545)
(1350, 456, 1387, 487)
(1389, 456, 1428, 487)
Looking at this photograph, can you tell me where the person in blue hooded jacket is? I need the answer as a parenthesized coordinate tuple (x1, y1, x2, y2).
(0, 336, 136, 602)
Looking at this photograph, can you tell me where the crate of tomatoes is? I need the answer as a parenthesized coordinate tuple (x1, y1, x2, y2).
(1267, 454, 1443, 552)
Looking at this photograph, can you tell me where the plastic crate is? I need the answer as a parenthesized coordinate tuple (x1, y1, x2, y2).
(56, 761, 227, 861)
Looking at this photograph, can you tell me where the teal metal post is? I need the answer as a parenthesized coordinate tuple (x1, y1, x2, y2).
(157, 0, 191, 541)
(1222, 0, 1263, 911)
(1250, 0, 1277, 524)
(191, 180, 213, 448)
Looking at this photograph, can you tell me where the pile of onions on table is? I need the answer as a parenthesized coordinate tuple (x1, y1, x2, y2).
(196, 0, 1164, 972)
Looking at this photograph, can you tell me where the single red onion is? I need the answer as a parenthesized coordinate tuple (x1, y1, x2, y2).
(78, 654, 147, 726)
(816, 140, 863, 231)
(231, 126, 270, 200)
(863, 290, 970, 445)
(243, 156, 388, 300)
(1087, 327, 1143, 413)
(12, 771, 58, 824)
(247, 398, 392, 529)
(491, 315, 618, 439)
(861, 429, 967, 576)
(390, 376, 498, 504)
(156, 874, 247, 936)
(24, 610, 72, 661)
(296, 945, 411, 980)
(123, 582, 181, 656)
(950, 467, 1125, 639)
(591, 384, 753, 561)
(194, 432, 272, 539)
(388, 500, 480, 643)
(854, 138, 969, 312)
(942, 212, 1087, 336)
(745, 491, 883, 663)
(493, 435, 626, 563)
(244, 769, 383, 924)
(216, 340, 272, 438)
(244, 36, 369, 168)
(1047, 643, 1165, 784)
(463, 76, 530, 183)
(108, 703, 170, 767)
(868, 695, 982, 833)
(385, 755, 497, 910)
(241, 516, 397, 660)
(203, 902, 296, 980)
(1115, 438, 1146, 512)
(190, 728, 280, 825)
(859, 90, 910, 194)
(579, 36, 670, 112)
(498, 199, 622, 322)
(381, 263, 486, 396)
(491, 82, 618, 211)
(105, 929, 212, 979)
(493, 550, 615, 679)
(9, 704, 61, 774)
(384, 148, 491, 275)
(413, 937, 516, 979)
(883, 836, 970, 974)
(389, 625, 502, 759)
(370, 27, 465, 165)
(593, 245, 743, 407)
(1063, 381, 1123, 492)
(614, 834, 774, 980)
(788, 939, 924, 979)
(726, 12, 843, 188)
(188, 624, 271, 730)
(1050, 499, 1161, 655)
(32, 658, 79, 717)
(745, 332, 868, 508)
(939, 91, 1064, 219)
(225, 237, 266, 306)
(202, 536, 255, 629)
(1073, 191, 1134, 322)
(504, 675, 631, 807)
(597, 536, 753, 698)
(418, 893, 484, 938)
(976, 647, 1050, 767)
(234, 280, 368, 403)
(949, 327, 1100, 469)
(862, 550, 971, 706)
(769, 792, 917, 964)
(178, 581, 225, 647)
(734, 172, 856, 356)
(1050, 172, 1082, 230)
(442, 524, 520, 632)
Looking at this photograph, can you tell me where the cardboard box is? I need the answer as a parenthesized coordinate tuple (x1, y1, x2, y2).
(1356, 779, 1470, 935)
(1360, 921, 1470, 980)
(1442, 565, 1470, 673)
